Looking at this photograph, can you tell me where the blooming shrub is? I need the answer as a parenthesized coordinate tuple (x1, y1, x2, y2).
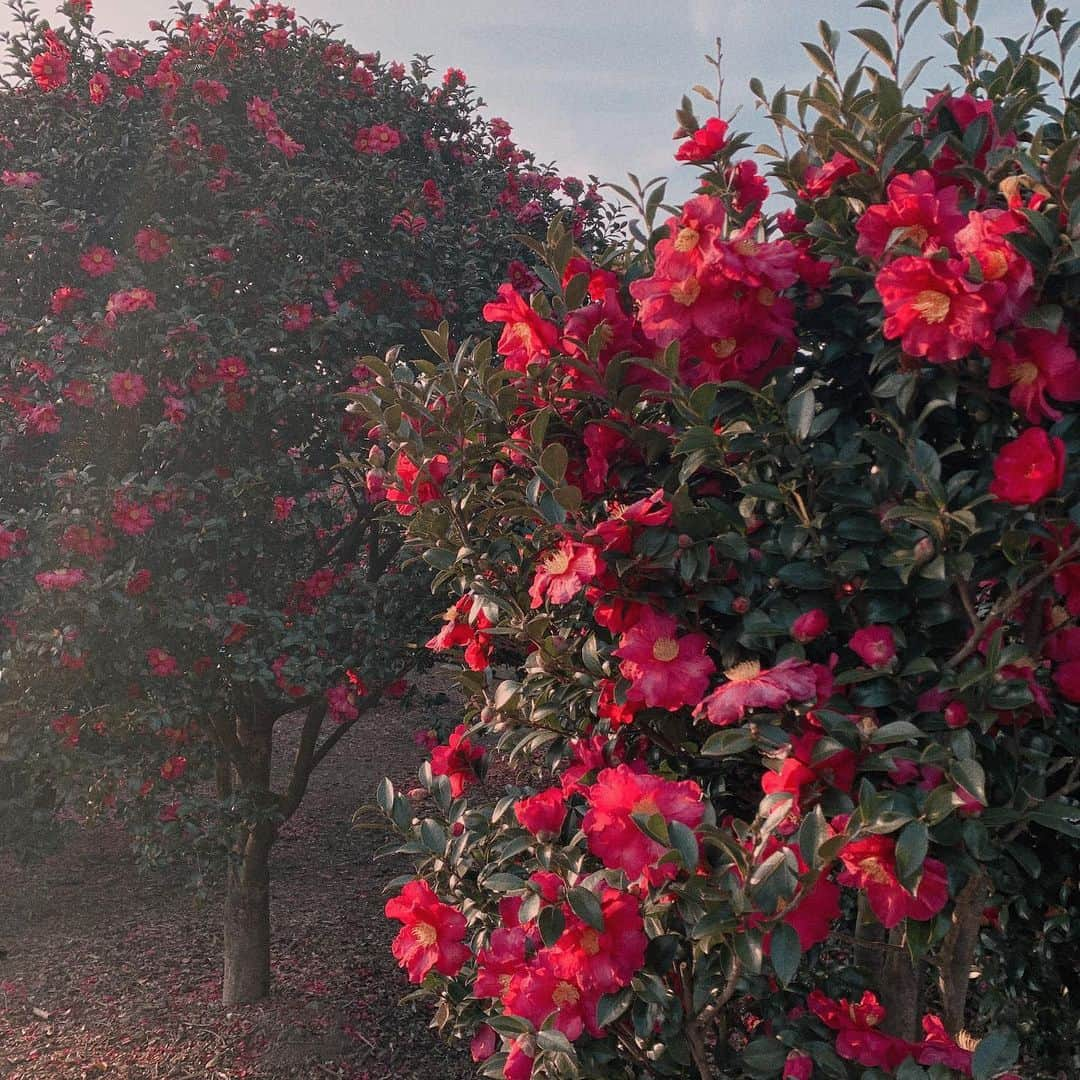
(0, 0, 609, 1003)
(362, 2, 1080, 1076)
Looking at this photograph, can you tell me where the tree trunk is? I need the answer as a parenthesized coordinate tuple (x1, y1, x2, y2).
(221, 716, 276, 1006)
(880, 927, 923, 1041)
(223, 823, 273, 1005)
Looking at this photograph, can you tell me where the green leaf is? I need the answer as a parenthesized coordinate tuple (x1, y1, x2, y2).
(971, 1028, 1019, 1080)
(596, 988, 632, 1027)
(787, 388, 816, 441)
(376, 777, 394, 815)
(742, 1036, 789, 1076)
(895, 820, 929, 890)
(702, 728, 754, 756)
(850, 27, 894, 65)
(870, 721, 924, 744)
(668, 820, 700, 872)
(566, 886, 604, 931)
(770, 922, 802, 987)
(952, 759, 987, 804)
(539, 443, 568, 485)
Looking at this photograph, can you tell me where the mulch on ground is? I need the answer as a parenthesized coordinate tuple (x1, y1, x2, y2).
(0, 686, 476, 1080)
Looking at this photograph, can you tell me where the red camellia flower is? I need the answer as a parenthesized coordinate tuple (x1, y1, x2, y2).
(482, 283, 559, 374)
(855, 170, 964, 262)
(35, 568, 87, 591)
(837, 835, 949, 928)
(697, 657, 820, 726)
(112, 497, 154, 536)
(501, 951, 600, 1042)
(808, 990, 913, 1071)
(79, 245, 116, 277)
(876, 255, 994, 361)
(133, 227, 172, 263)
(528, 539, 602, 608)
(674, 117, 729, 162)
(582, 764, 704, 885)
(88, 71, 111, 105)
(427, 594, 493, 671)
(989, 427, 1067, 505)
(108, 371, 148, 408)
(613, 607, 715, 712)
(385, 453, 451, 515)
(281, 302, 314, 332)
(146, 648, 180, 677)
(160, 755, 187, 782)
(430, 723, 484, 796)
(989, 326, 1080, 423)
(800, 151, 860, 198)
(514, 787, 566, 838)
(126, 569, 152, 595)
(384, 880, 469, 983)
(782, 1050, 814, 1080)
(30, 51, 69, 91)
(848, 625, 897, 668)
(553, 886, 647, 994)
(791, 608, 829, 643)
(106, 46, 142, 78)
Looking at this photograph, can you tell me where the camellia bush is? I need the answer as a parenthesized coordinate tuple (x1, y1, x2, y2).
(0, 0, 609, 1003)
(357, 1, 1080, 1076)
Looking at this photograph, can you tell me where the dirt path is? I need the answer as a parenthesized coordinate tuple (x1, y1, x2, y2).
(0, 690, 473, 1080)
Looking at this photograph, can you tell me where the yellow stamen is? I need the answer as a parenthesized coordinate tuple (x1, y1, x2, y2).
(651, 637, 680, 662)
(712, 337, 738, 358)
(733, 238, 759, 256)
(552, 980, 580, 1007)
(1010, 360, 1040, 386)
(544, 549, 572, 575)
(674, 227, 700, 253)
(912, 289, 951, 324)
(670, 277, 701, 306)
(412, 922, 437, 946)
(724, 660, 762, 683)
(579, 929, 601, 955)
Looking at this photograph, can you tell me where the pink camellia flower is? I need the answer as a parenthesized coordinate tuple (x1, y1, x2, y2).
(582, 764, 704, 886)
(273, 495, 296, 521)
(697, 657, 820, 727)
(266, 126, 304, 158)
(109, 371, 148, 408)
(160, 755, 187, 782)
(837, 835, 949, 928)
(989, 427, 1067, 505)
(35, 568, 86, 591)
(430, 723, 484, 797)
(791, 608, 829, 643)
(105, 287, 156, 320)
(50, 285, 85, 315)
(674, 117, 729, 162)
(384, 880, 469, 983)
(216, 355, 248, 382)
(146, 648, 179, 677)
(528, 539, 602, 608)
(79, 245, 116, 277)
(848, 625, 896, 668)
(246, 95, 277, 131)
(613, 607, 715, 712)
(514, 787, 566, 839)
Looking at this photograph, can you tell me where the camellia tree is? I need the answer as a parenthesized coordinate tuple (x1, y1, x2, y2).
(358, 1, 1080, 1077)
(0, 0, 609, 1003)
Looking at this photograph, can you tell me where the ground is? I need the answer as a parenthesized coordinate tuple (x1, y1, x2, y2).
(0, 686, 475, 1079)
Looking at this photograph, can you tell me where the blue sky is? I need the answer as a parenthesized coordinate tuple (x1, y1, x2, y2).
(1, 1, 1028, 202)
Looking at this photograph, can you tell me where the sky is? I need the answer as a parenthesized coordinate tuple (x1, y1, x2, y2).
(0, 1, 1030, 203)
